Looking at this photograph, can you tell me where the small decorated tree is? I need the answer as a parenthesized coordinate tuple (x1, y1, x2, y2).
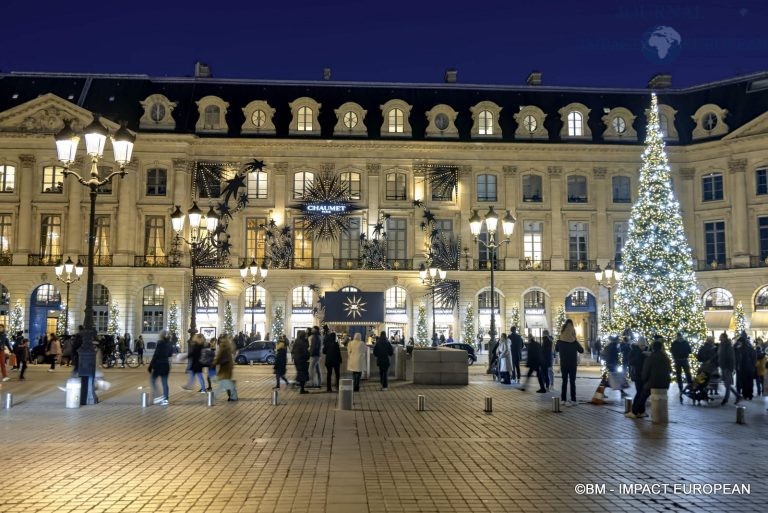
(10, 299, 23, 335)
(416, 304, 429, 346)
(168, 301, 179, 340)
(272, 304, 285, 339)
(56, 306, 67, 336)
(463, 303, 475, 344)
(107, 300, 120, 336)
(553, 303, 566, 335)
(734, 301, 748, 336)
(509, 302, 521, 333)
(223, 300, 235, 335)
(598, 303, 613, 339)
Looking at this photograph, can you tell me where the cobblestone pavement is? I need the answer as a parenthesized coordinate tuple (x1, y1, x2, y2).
(0, 362, 765, 513)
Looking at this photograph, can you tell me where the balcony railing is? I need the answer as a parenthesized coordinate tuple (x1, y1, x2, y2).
(697, 259, 731, 271)
(0, 252, 11, 266)
(78, 254, 113, 267)
(473, 259, 505, 271)
(335, 258, 362, 270)
(565, 259, 597, 272)
(291, 258, 319, 270)
(28, 255, 61, 266)
(135, 255, 171, 267)
(750, 256, 768, 268)
(519, 259, 551, 271)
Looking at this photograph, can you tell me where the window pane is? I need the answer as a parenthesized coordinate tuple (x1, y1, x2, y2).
(386, 173, 406, 200)
(42, 166, 64, 193)
(0, 165, 16, 193)
(245, 217, 267, 262)
(523, 222, 543, 262)
(477, 174, 497, 202)
(145, 217, 166, 257)
(568, 111, 583, 136)
(388, 109, 404, 133)
(341, 172, 361, 200)
(614, 221, 628, 269)
(293, 219, 312, 267)
(0, 214, 12, 254)
(40, 215, 61, 261)
(340, 218, 361, 259)
(146, 168, 167, 196)
(247, 171, 268, 199)
(568, 221, 588, 262)
(522, 175, 542, 202)
(612, 176, 631, 203)
(294, 172, 314, 199)
(386, 218, 406, 260)
(704, 221, 726, 263)
(567, 176, 588, 203)
(756, 168, 767, 196)
(298, 106, 313, 131)
(702, 174, 724, 201)
(478, 111, 493, 135)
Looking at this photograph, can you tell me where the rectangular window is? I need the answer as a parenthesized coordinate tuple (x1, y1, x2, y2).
(95, 166, 113, 194)
(702, 174, 724, 201)
(42, 166, 65, 193)
(142, 310, 164, 333)
(40, 215, 62, 262)
(146, 168, 167, 196)
(434, 219, 453, 240)
(340, 218, 361, 260)
(523, 221, 543, 263)
(476, 174, 497, 202)
(757, 168, 767, 196)
(567, 176, 588, 203)
(247, 171, 268, 199)
(0, 165, 15, 193)
(196, 165, 222, 198)
(614, 221, 628, 269)
(386, 173, 407, 201)
(760, 217, 768, 260)
(245, 217, 267, 262)
(704, 221, 726, 264)
(341, 172, 361, 200)
(522, 175, 542, 202)
(612, 176, 631, 203)
(386, 217, 407, 261)
(477, 227, 495, 267)
(94, 215, 111, 259)
(293, 172, 313, 199)
(144, 217, 166, 258)
(0, 214, 12, 254)
(293, 219, 313, 268)
(94, 310, 109, 334)
(568, 221, 588, 264)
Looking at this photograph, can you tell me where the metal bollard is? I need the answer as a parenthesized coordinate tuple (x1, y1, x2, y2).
(417, 394, 425, 411)
(484, 396, 493, 413)
(272, 389, 280, 405)
(552, 396, 561, 413)
(624, 397, 633, 414)
(338, 379, 353, 410)
(3, 392, 12, 409)
(140, 392, 149, 408)
(206, 391, 215, 407)
(736, 406, 746, 424)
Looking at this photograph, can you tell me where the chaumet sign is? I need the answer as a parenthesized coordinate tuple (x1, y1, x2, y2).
(303, 204, 348, 214)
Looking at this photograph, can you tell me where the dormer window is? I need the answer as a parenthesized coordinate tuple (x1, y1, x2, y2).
(691, 104, 728, 140)
(380, 100, 413, 137)
(140, 94, 177, 130)
(479, 111, 493, 134)
(703, 112, 718, 131)
(470, 101, 502, 139)
(602, 107, 637, 140)
(204, 105, 220, 130)
(612, 116, 626, 134)
(298, 107, 313, 131)
(289, 97, 322, 136)
(195, 96, 228, 134)
(514, 106, 548, 140)
(524, 115, 537, 133)
(389, 109, 404, 133)
(559, 103, 592, 139)
(567, 111, 583, 136)
(333, 102, 367, 136)
(241, 100, 276, 135)
(425, 104, 458, 138)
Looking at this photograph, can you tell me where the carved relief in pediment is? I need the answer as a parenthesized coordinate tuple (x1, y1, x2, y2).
(0, 93, 116, 133)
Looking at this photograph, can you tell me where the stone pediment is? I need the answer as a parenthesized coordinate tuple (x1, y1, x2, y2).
(723, 109, 768, 140)
(0, 93, 118, 134)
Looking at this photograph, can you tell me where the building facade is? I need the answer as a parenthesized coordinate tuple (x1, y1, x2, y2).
(1, 69, 767, 346)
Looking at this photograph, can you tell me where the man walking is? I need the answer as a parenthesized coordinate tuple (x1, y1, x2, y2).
(670, 331, 692, 394)
(509, 326, 524, 383)
(309, 326, 323, 388)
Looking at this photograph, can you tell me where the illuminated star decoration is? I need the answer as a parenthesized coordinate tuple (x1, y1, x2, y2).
(343, 295, 367, 319)
(293, 170, 359, 241)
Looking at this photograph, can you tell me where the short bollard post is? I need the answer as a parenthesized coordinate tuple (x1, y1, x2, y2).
(271, 389, 280, 405)
(206, 391, 215, 407)
(484, 396, 493, 413)
(736, 406, 746, 424)
(3, 392, 12, 409)
(140, 392, 149, 408)
(624, 397, 633, 414)
(552, 396, 561, 413)
(338, 379, 353, 410)
(417, 394, 425, 411)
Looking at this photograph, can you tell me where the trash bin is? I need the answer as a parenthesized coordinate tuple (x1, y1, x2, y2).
(65, 378, 81, 409)
(338, 378, 353, 410)
(650, 388, 668, 424)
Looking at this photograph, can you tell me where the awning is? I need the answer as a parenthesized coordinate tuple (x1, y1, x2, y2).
(525, 313, 549, 330)
(750, 311, 768, 329)
(704, 310, 732, 330)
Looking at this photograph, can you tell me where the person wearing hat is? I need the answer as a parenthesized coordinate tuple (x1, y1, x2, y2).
(626, 336, 671, 419)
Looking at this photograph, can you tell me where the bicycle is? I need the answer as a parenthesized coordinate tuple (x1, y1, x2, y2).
(125, 353, 140, 368)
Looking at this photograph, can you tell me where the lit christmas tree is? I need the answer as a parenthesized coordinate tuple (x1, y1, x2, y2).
(611, 93, 706, 343)
(463, 303, 475, 344)
(10, 299, 23, 336)
(598, 303, 613, 339)
(553, 303, 566, 335)
(733, 301, 747, 336)
(272, 304, 285, 339)
(56, 305, 67, 336)
(223, 300, 235, 335)
(107, 300, 120, 335)
(416, 304, 429, 346)
(168, 301, 179, 339)
(509, 302, 520, 332)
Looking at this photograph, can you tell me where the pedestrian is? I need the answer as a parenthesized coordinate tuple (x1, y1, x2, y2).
(521, 335, 545, 392)
(181, 334, 206, 393)
(670, 331, 693, 394)
(556, 319, 584, 406)
(213, 334, 237, 401)
(148, 332, 172, 405)
(200, 340, 215, 391)
(476, 333, 483, 353)
(541, 329, 554, 391)
(13, 337, 29, 380)
(593, 337, 602, 364)
(755, 340, 765, 397)
(0, 324, 11, 381)
(117, 335, 127, 367)
(71, 326, 84, 373)
(136, 335, 145, 365)
(509, 327, 524, 383)
(626, 336, 671, 419)
(736, 332, 756, 400)
(431, 332, 438, 347)
(373, 331, 393, 390)
(347, 332, 367, 391)
(496, 333, 512, 384)
(626, 337, 650, 418)
(124, 332, 131, 352)
(291, 331, 310, 394)
(718, 333, 741, 406)
(46, 333, 62, 371)
(61, 335, 73, 367)
(310, 326, 323, 388)
(323, 331, 342, 392)
(273, 335, 290, 389)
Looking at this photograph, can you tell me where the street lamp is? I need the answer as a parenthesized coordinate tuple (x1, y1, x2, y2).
(53, 257, 84, 336)
(240, 259, 268, 335)
(171, 202, 220, 338)
(469, 206, 515, 369)
(54, 116, 134, 405)
(419, 260, 447, 342)
(595, 261, 623, 320)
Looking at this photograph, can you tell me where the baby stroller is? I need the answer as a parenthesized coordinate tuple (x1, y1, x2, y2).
(680, 360, 718, 405)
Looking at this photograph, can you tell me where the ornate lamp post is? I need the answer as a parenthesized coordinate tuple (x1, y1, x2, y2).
(54, 116, 134, 405)
(240, 260, 268, 334)
(171, 203, 220, 337)
(53, 257, 84, 336)
(419, 260, 447, 341)
(595, 261, 623, 321)
(469, 206, 515, 370)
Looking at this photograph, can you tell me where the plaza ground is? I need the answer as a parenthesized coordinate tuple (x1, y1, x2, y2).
(0, 359, 766, 513)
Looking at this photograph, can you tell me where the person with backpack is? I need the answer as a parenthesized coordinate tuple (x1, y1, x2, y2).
(373, 331, 393, 390)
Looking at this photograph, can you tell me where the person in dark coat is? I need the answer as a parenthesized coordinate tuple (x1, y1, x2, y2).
(508, 327, 524, 383)
(323, 331, 342, 392)
(273, 335, 289, 389)
(736, 333, 756, 400)
(181, 334, 206, 392)
(291, 331, 311, 394)
(627, 338, 650, 417)
(373, 331, 393, 390)
(540, 330, 554, 391)
(626, 337, 671, 419)
(521, 335, 545, 392)
(718, 333, 741, 406)
(556, 319, 584, 406)
(670, 332, 693, 393)
(603, 336, 621, 373)
(148, 332, 172, 405)
(310, 326, 323, 388)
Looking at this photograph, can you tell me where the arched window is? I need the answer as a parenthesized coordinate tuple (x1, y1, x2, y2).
(386, 286, 407, 310)
(142, 285, 165, 333)
(93, 284, 110, 334)
(567, 175, 588, 203)
(292, 286, 313, 308)
(388, 108, 404, 133)
(245, 285, 267, 310)
(522, 174, 542, 202)
(203, 105, 220, 129)
(298, 106, 313, 131)
(340, 171, 361, 199)
(341, 286, 360, 293)
(567, 111, 583, 136)
(478, 110, 493, 135)
(478, 290, 501, 310)
(755, 286, 768, 311)
(524, 290, 546, 310)
(293, 171, 314, 199)
(612, 176, 631, 203)
(386, 172, 407, 201)
(34, 284, 60, 305)
(702, 288, 734, 310)
(659, 114, 669, 137)
(476, 174, 497, 202)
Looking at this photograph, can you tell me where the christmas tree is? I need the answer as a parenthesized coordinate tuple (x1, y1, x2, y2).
(463, 303, 475, 344)
(598, 303, 613, 339)
(107, 300, 120, 335)
(10, 299, 23, 335)
(509, 302, 520, 332)
(56, 305, 67, 336)
(733, 301, 747, 336)
(168, 301, 179, 339)
(223, 300, 235, 335)
(272, 304, 285, 339)
(416, 304, 429, 346)
(553, 303, 566, 335)
(611, 93, 706, 342)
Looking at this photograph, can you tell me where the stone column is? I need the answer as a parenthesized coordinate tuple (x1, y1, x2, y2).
(273, 162, 287, 225)
(172, 159, 189, 207)
(593, 167, 608, 265)
(548, 167, 564, 270)
(678, 167, 697, 264)
(318, 163, 335, 269)
(14, 154, 35, 264)
(503, 166, 519, 267)
(65, 169, 84, 257)
(114, 161, 138, 266)
(728, 159, 748, 267)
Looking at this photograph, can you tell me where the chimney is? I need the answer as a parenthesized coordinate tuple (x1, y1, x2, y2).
(444, 68, 457, 83)
(323, 67, 332, 81)
(648, 73, 672, 89)
(194, 61, 212, 78)
(526, 71, 542, 86)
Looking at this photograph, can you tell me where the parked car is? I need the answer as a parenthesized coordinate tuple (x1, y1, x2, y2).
(441, 342, 477, 365)
(235, 341, 276, 365)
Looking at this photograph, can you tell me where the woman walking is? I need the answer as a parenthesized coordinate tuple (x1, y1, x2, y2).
(291, 331, 310, 394)
(496, 333, 512, 384)
(273, 335, 290, 389)
(541, 330, 554, 392)
(347, 333, 367, 392)
(373, 331, 393, 390)
(46, 333, 62, 371)
(213, 334, 237, 401)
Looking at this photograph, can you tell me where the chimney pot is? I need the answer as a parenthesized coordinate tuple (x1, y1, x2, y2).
(323, 67, 331, 81)
(648, 73, 672, 89)
(444, 68, 457, 83)
(526, 71, 542, 86)
(194, 61, 212, 78)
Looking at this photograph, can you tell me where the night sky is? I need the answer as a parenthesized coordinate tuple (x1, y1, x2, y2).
(2, 0, 766, 88)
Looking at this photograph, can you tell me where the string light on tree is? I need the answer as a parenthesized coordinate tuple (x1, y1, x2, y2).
(463, 303, 475, 345)
(168, 301, 179, 340)
(733, 301, 747, 336)
(272, 305, 285, 339)
(416, 304, 429, 346)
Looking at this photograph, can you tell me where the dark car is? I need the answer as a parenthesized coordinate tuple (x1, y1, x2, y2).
(441, 342, 477, 365)
(235, 341, 276, 365)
